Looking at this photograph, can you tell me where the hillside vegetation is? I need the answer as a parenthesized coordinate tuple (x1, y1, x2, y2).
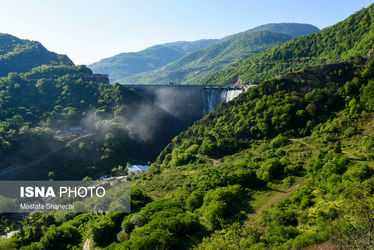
(1, 5, 374, 250)
(119, 23, 319, 85)
(112, 55, 374, 249)
(0, 33, 73, 77)
(4, 52, 374, 249)
(200, 4, 374, 85)
(0, 64, 181, 180)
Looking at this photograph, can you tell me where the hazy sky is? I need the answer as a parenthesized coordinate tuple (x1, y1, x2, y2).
(1, 0, 372, 64)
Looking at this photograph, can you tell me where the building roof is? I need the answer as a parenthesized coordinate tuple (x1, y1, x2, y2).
(128, 165, 150, 172)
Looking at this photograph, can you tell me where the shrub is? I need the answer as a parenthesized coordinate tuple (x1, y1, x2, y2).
(186, 189, 205, 211)
(92, 216, 116, 247)
(257, 158, 284, 181)
(343, 164, 370, 181)
(270, 134, 289, 148)
(39, 225, 81, 250)
(198, 185, 242, 230)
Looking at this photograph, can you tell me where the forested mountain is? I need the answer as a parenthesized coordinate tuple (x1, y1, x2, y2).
(134, 54, 374, 250)
(88, 39, 218, 82)
(6, 51, 374, 250)
(1, 5, 374, 250)
(0, 33, 73, 77)
(0, 64, 182, 180)
(122, 31, 293, 85)
(201, 4, 374, 85)
(240, 22, 320, 38)
(115, 23, 319, 85)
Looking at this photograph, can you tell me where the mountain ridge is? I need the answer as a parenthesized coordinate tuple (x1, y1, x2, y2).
(121, 30, 295, 85)
(88, 39, 219, 82)
(199, 4, 374, 85)
(0, 33, 73, 77)
(89, 23, 319, 84)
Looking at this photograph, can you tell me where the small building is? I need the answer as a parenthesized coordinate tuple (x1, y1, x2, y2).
(128, 165, 150, 175)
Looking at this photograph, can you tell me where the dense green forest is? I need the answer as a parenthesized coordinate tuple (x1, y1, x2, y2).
(89, 39, 218, 83)
(1, 4, 374, 250)
(201, 4, 374, 85)
(3, 50, 374, 250)
(0, 33, 73, 77)
(115, 23, 319, 85)
(0, 63, 182, 180)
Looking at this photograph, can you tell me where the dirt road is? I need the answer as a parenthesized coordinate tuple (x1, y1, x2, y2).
(244, 184, 300, 227)
(83, 238, 91, 250)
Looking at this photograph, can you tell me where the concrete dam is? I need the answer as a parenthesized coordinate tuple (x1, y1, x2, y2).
(127, 85, 251, 126)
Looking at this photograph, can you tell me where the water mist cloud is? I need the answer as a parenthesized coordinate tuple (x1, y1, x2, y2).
(80, 105, 161, 143)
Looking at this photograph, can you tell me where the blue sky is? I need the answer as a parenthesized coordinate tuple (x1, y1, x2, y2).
(1, 0, 372, 64)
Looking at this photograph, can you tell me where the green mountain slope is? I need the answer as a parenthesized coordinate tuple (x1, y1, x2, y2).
(0, 33, 73, 77)
(3, 7, 374, 250)
(88, 39, 218, 82)
(243, 22, 321, 38)
(9, 53, 374, 250)
(0, 64, 182, 180)
(120, 23, 319, 85)
(201, 4, 374, 85)
(117, 55, 374, 249)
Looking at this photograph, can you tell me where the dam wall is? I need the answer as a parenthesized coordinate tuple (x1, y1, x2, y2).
(127, 85, 250, 126)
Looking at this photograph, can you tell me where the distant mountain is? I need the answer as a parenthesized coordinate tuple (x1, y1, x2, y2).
(0, 33, 73, 77)
(238, 22, 320, 38)
(113, 23, 319, 85)
(89, 39, 218, 82)
(200, 5, 374, 85)
(122, 31, 293, 85)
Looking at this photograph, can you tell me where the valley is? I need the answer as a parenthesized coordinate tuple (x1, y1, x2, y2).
(0, 2, 374, 249)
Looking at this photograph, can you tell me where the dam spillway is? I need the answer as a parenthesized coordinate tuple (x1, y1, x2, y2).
(126, 84, 251, 126)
